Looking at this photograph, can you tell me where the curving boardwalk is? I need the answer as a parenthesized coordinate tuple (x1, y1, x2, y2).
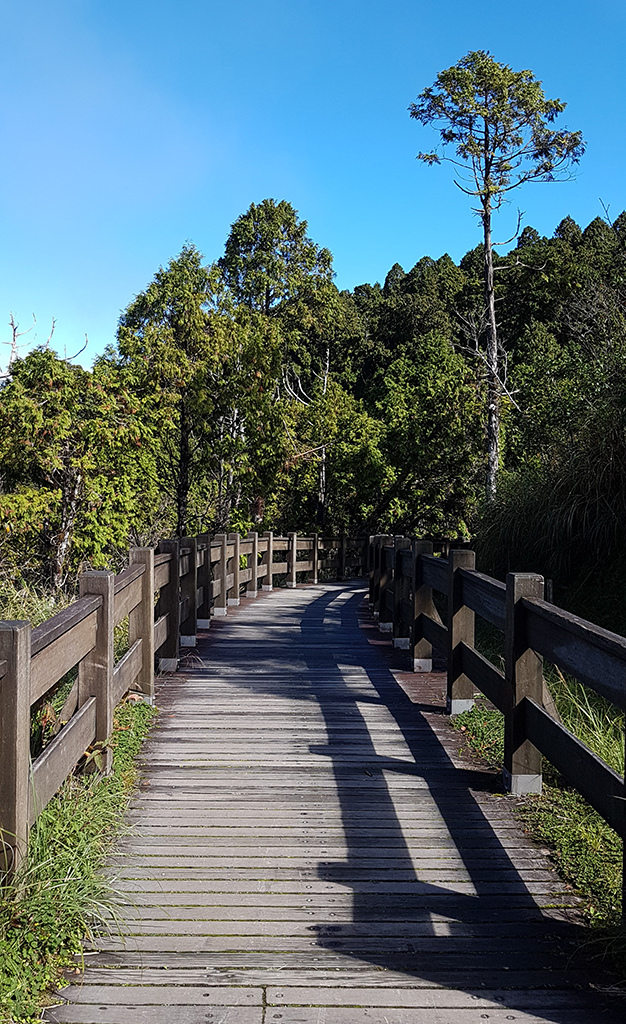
(48, 583, 623, 1023)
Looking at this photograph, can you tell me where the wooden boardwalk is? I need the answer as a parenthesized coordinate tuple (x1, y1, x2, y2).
(47, 582, 623, 1023)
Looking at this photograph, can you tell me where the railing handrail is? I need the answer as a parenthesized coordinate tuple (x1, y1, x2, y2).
(0, 531, 367, 873)
(367, 532, 626, 920)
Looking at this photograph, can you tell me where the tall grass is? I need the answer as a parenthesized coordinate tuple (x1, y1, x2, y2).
(477, 396, 626, 632)
(453, 622, 624, 929)
(0, 698, 157, 1023)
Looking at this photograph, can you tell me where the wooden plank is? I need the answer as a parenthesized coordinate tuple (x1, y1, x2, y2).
(459, 568, 506, 631)
(459, 641, 506, 711)
(113, 563, 144, 596)
(29, 697, 96, 824)
(240, 540, 254, 556)
(30, 607, 98, 705)
(524, 697, 625, 834)
(55, 987, 262, 1005)
(266, 988, 607, 1010)
(153, 614, 168, 652)
(272, 539, 289, 551)
(421, 614, 448, 651)
(272, 561, 288, 574)
(46, 1007, 262, 1024)
(240, 568, 253, 584)
(113, 572, 143, 628)
(72, 967, 583, 989)
(179, 553, 191, 577)
(153, 552, 172, 568)
(112, 639, 143, 705)
(31, 594, 100, 657)
(0, 658, 6, 680)
(58, 678, 79, 722)
(523, 597, 626, 710)
(154, 561, 170, 590)
(421, 554, 448, 593)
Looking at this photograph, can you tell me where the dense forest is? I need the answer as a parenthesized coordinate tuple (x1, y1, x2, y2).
(1, 198, 625, 621)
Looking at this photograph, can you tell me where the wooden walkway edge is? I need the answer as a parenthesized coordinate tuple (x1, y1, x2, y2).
(45, 582, 624, 1023)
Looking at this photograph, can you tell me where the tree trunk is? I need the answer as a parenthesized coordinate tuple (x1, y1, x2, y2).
(316, 343, 330, 530)
(50, 468, 82, 590)
(177, 401, 190, 536)
(483, 201, 500, 503)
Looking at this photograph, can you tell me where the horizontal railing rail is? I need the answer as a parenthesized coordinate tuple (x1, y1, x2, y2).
(367, 533, 626, 918)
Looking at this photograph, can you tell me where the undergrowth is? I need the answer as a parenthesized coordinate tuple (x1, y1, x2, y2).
(0, 697, 157, 1023)
(453, 622, 624, 926)
(451, 622, 625, 975)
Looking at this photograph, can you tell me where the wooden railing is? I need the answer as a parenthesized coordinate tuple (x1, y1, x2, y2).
(368, 534, 626, 915)
(0, 532, 367, 871)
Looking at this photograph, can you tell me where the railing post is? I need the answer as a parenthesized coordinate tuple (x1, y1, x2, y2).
(338, 533, 347, 581)
(228, 533, 241, 605)
(393, 536, 412, 648)
(78, 571, 115, 772)
(213, 534, 228, 615)
(197, 533, 211, 627)
(157, 538, 181, 666)
(411, 539, 434, 672)
(261, 531, 274, 591)
(288, 532, 298, 588)
(374, 535, 386, 618)
(368, 536, 379, 606)
(312, 533, 319, 585)
(180, 536, 198, 647)
(446, 549, 476, 714)
(504, 573, 544, 795)
(248, 532, 259, 598)
(129, 547, 155, 701)
(378, 536, 397, 633)
(0, 621, 31, 873)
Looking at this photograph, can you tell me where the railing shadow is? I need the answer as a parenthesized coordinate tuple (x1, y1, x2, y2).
(202, 581, 603, 1022)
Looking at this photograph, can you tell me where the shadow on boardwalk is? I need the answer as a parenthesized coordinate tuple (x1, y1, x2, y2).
(214, 582, 613, 1023)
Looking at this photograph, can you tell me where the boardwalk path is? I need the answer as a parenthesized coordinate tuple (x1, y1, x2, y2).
(49, 582, 622, 1023)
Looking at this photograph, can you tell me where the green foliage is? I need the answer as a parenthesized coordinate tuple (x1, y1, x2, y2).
(0, 698, 157, 1023)
(0, 350, 151, 587)
(409, 49, 584, 207)
(219, 198, 333, 315)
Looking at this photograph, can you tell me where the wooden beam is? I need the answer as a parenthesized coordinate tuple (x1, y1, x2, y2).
(504, 573, 544, 796)
(78, 571, 114, 773)
(112, 639, 143, 706)
(0, 621, 31, 871)
(156, 539, 180, 669)
(447, 549, 476, 715)
(29, 698, 97, 826)
(524, 697, 624, 836)
(30, 608, 98, 706)
(459, 568, 506, 632)
(129, 547, 155, 701)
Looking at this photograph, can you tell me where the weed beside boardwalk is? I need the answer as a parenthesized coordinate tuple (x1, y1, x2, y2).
(0, 698, 157, 1024)
(453, 697, 623, 927)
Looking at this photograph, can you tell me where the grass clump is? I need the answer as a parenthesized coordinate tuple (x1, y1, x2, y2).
(0, 697, 157, 1023)
(452, 688, 622, 929)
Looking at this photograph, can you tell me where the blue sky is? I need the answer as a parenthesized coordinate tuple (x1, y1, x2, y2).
(1, 0, 624, 370)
